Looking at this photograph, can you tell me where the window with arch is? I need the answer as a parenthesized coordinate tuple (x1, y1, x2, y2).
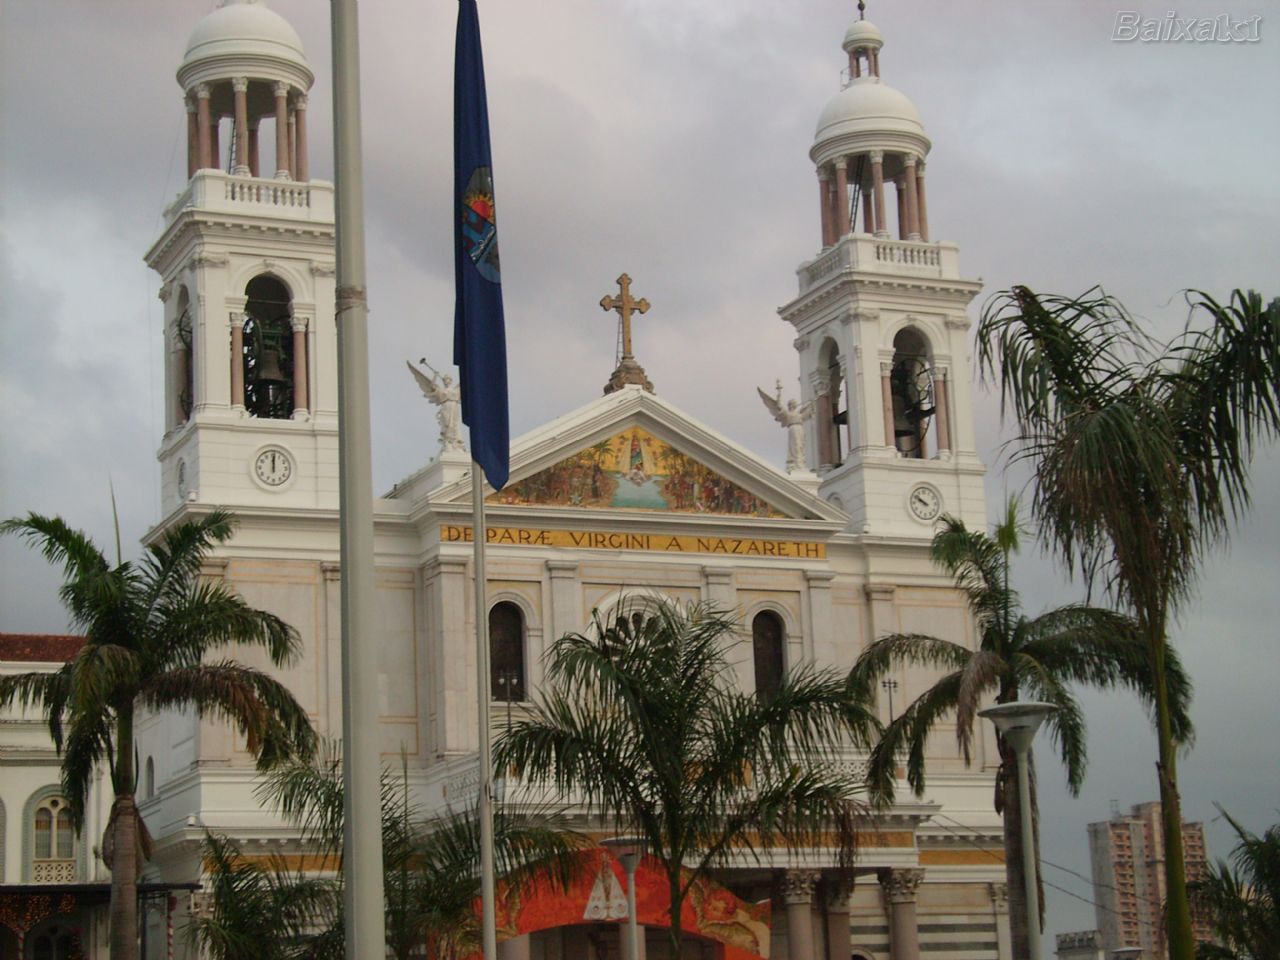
(489, 602, 526, 702)
(817, 339, 847, 467)
(751, 611, 786, 700)
(889, 327, 935, 459)
(31, 794, 76, 883)
(31, 929, 77, 960)
(175, 286, 194, 424)
(242, 274, 294, 418)
(144, 757, 156, 800)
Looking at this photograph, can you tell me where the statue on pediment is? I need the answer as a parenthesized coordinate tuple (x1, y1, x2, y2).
(408, 359, 466, 454)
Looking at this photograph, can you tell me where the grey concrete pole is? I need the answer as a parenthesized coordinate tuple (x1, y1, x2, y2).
(1015, 745, 1043, 960)
(472, 467, 499, 960)
(330, 2, 387, 957)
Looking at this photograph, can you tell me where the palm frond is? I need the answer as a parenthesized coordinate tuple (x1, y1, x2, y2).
(1010, 653, 1088, 794)
(847, 633, 971, 702)
(865, 671, 964, 803)
(141, 661, 316, 766)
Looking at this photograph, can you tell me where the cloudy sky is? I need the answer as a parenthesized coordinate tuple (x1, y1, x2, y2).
(2, 0, 1277, 948)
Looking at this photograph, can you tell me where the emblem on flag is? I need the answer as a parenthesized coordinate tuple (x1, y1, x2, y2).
(461, 166, 501, 283)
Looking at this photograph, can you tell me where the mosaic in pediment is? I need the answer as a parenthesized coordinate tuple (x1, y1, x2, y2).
(488, 427, 784, 517)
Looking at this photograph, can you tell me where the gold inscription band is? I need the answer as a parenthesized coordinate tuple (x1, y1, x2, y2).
(439, 524, 825, 559)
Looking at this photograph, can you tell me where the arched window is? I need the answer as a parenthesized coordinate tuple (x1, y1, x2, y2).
(816, 339, 845, 468)
(489, 602, 526, 702)
(175, 286, 194, 425)
(752, 611, 786, 700)
(242, 275, 294, 418)
(889, 327, 934, 459)
(32, 930, 76, 960)
(145, 757, 156, 800)
(31, 795, 76, 882)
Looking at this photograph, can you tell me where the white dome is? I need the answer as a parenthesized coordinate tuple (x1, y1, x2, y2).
(181, 0, 309, 77)
(814, 78, 924, 145)
(843, 19, 884, 51)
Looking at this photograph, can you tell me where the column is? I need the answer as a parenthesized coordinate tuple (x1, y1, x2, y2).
(895, 176, 907, 240)
(870, 151, 887, 237)
(274, 81, 291, 179)
(248, 120, 260, 177)
(880, 869, 924, 960)
(209, 108, 220, 172)
(818, 171, 833, 248)
(805, 570, 835, 667)
(811, 373, 833, 469)
(915, 161, 929, 242)
(903, 155, 921, 241)
(848, 49, 860, 78)
(783, 871, 820, 960)
(185, 97, 198, 177)
(232, 77, 250, 175)
(824, 879, 854, 960)
(861, 172, 875, 233)
(499, 936, 531, 960)
(833, 158, 850, 239)
(291, 317, 309, 418)
(871, 48, 880, 77)
(230, 313, 246, 412)
(990, 883, 1012, 960)
(195, 84, 212, 170)
(880, 362, 896, 450)
(546, 560, 581, 646)
(288, 110, 298, 179)
(295, 94, 309, 182)
(933, 366, 950, 455)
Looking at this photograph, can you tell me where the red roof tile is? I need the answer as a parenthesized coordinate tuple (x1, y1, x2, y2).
(0, 633, 85, 663)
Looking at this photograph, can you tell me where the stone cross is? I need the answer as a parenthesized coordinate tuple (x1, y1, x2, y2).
(599, 273, 649, 361)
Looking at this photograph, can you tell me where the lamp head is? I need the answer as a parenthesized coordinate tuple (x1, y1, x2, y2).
(978, 701, 1056, 753)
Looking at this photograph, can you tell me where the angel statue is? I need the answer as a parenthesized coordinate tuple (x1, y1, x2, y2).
(757, 379, 812, 473)
(407, 359, 466, 453)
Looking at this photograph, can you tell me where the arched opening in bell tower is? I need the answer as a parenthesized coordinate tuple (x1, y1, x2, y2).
(174, 286, 194, 426)
(242, 275, 295, 419)
(816, 338, 847, 468)
(888, 327, 935, 459)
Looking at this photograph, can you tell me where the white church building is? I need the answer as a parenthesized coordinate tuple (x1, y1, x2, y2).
(3, 2, 1015, 958)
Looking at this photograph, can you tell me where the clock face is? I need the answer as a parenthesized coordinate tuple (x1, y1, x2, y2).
(908, 484, 942, 521)
(254, 448, 293, 488)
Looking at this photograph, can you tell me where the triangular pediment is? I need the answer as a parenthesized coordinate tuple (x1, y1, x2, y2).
(488, 424, 786, 518)
(424, 386, 844, 524)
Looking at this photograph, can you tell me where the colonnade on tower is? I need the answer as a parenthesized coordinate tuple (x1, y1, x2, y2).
(177, 0, 315, 181)
(781, 10, 987, 540)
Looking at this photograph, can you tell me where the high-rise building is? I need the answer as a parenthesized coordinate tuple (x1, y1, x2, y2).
(1088, 802, 1211, 958)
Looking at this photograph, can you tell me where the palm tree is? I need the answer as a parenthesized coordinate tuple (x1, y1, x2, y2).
(1190, 808, 1280, 960)
(847, 501, 1193, 959)
(209, 742, 588, 960)
(189, 833, 343, 960)
(0, 509, 317, 960)
(976, 286, 1280, 959)
(496, 599, 877, 958)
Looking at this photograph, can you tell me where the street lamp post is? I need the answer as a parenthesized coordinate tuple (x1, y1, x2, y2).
(978, 701, 1056, 960)
(602, 836, 647, 960)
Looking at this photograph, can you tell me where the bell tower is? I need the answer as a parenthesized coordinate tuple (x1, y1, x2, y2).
(779, 11, 986, 538)
(147, 0, 337, 517)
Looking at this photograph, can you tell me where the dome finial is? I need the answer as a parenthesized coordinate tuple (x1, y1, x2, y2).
(857, 0, 866, 21)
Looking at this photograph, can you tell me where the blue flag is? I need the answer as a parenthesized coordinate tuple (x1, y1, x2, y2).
(453, 0, 509, 490)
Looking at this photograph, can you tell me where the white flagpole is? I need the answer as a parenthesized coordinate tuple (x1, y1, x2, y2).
(330, 1, 386, 957)
(471, 463, 499, 960)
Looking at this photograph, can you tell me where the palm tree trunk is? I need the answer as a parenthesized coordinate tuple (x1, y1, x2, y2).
(1000, 739, 1031, 960)
(1150, 630, 1196, 960)
(667, 868, 685, 960)
(110, 709, 139, 960)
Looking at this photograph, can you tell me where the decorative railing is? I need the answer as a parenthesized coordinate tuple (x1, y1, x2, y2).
(797, 234, 960, 294)
(873, 240, 940, 268)
(163, 170, 333, 225)
(32, 858, 76, 882)
(224, 177, 311, 209)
